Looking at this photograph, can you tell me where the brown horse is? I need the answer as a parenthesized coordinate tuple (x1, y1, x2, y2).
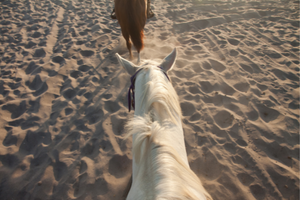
(115, 0, 147, 63)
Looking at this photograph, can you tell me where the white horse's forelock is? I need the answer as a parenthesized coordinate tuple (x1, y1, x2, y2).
(125, 64, 212, 200)
(135, 64, 182, 124)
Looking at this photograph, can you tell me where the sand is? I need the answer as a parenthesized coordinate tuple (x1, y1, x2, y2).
(0, 0, 299, 199)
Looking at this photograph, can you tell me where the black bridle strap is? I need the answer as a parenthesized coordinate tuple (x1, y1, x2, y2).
(128, 68, 143, 112)
(127, 66, 170, 112)
(158, 66, 170, 81)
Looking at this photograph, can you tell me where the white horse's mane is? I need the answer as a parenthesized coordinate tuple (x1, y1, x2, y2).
(126, 116, 211, 200)
(125, 65, 212, 200)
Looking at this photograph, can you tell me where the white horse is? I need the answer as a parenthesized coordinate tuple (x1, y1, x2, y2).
(116, 48, 212, 200)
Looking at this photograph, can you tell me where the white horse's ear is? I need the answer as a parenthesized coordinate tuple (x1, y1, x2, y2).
(160, 48, 177, 72)
(116, 53, 139, 76)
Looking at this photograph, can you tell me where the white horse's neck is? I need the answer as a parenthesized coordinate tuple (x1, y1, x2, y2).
(133, 64, 187, 162)
(118, 49, 211, 200)
(126, 117, 208, 200)
(126, 65, 209, 199)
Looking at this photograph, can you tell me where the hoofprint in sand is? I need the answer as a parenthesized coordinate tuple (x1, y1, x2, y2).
(0, 0, 299, 200)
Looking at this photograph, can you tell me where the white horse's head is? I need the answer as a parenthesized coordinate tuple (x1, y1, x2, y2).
(116, 48, 180, 119)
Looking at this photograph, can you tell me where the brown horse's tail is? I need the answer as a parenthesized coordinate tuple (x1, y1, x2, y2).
(115, 0, 146, 53)
(127, 0, 147, 53)
(126, 0, 146, 53)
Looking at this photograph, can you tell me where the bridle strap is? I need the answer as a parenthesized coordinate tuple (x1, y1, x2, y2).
(127, 66, 170, 112)
(158, 66, 170, 81)
(128, 68, 143, 112)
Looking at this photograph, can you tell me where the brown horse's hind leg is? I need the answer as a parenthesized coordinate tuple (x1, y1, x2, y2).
(122, 31, 132, 60)
(137, 53, 140, 63)
(127, 40, 133, 60)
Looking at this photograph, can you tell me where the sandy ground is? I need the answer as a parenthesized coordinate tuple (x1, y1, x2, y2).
(0, 0, 299, 199)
